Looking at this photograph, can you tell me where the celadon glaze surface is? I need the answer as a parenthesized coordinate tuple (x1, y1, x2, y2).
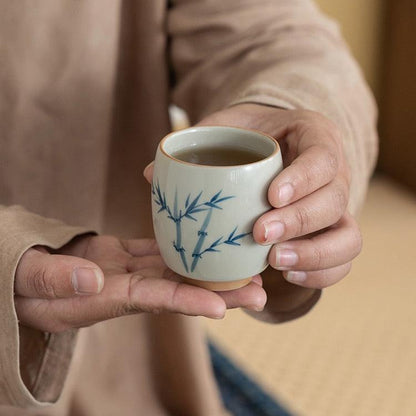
(152, 126, 283, 284)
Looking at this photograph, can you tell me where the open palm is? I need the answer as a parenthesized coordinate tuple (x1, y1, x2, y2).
(15, 235, 266, 333)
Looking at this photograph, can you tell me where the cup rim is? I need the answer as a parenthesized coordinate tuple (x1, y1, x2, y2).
(159, 125, 280, 168)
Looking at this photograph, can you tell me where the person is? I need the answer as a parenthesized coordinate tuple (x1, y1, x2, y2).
(0, 0, 378, 415)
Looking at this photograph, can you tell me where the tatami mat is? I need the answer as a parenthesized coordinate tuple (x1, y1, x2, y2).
(205, 174, 416, 416)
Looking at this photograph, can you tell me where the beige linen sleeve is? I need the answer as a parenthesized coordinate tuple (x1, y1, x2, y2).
(168, 0, 378, 321)
(0, 205, 92, 407)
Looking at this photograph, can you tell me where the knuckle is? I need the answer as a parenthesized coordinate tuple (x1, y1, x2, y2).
(291, 156, 313, 191)
(296, 110, 337, 134)
(295, 110, 327, 128)
(32, 268, 57, 298)
(340, 158, 352, 186)
(293, 206, 310, 236)
(325, 149, 339, 177)
(122, 274, 145, 315)
(295, 109, 314, 120)
(302, 165, 314, 191)
(169, 283, 181, 312)
(310, 244, 325, 270)
(314, 113, 342, 142)
(332, 182, 349, 217)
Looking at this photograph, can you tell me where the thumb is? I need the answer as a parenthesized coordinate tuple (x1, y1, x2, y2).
(143, 161, 154, 184)
(15, 247, 104, 299)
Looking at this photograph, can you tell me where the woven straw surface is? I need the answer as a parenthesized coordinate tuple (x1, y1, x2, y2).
(205, 175, 416, 416)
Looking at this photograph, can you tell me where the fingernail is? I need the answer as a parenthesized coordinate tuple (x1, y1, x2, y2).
(275, 248, 298, 270)
(72, 267, 103, 295)
(278, 183, 294, 205)
(263, 221, 285, 243)
(285, 271, 307, 284)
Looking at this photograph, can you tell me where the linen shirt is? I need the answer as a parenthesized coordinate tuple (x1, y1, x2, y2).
(0, 1, 378, 414)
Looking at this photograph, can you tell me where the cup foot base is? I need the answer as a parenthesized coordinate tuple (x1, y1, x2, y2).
(181, 276, 253, 291)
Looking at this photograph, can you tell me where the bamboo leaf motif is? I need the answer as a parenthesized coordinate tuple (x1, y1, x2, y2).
(223, 240, 241, 246)
(210, 190, 222, 202)
(204, 237, 223, 253)
(152, 180, 170, 214)
(189, 208, 206, 214)
(224, 227, 252, 246)
(215, 196, 235, 204)
(185, 213, 197, 221)
(184, 191, 204, 217)
(189, 192, 202, 209)
(193, 226, 251, 259)
(204, 202, 222, 210)
(204, 191, 235, 210)
(153, 180, 250, 274)
(228, 226, 237, 240)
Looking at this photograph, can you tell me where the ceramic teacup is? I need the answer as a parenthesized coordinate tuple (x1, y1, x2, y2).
(151, 126, 283, 291)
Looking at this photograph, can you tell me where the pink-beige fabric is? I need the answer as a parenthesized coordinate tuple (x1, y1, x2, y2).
(0, 1, 378, 415)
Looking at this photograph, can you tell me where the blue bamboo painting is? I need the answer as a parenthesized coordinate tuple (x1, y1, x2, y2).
(152, 180, 251, 273)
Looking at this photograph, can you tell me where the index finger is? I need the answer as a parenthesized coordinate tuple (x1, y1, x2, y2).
(268, 120, 341, 208)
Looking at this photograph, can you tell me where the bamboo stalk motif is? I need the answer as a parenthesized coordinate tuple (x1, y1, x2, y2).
(152, 180, 251, 274)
